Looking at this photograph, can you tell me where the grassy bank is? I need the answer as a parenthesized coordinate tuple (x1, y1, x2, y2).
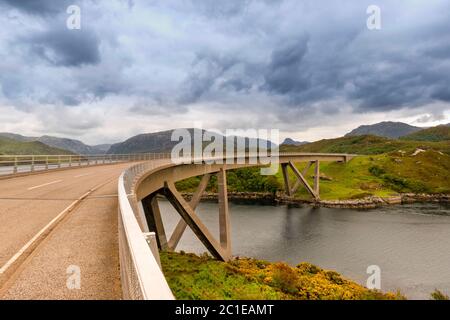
(160, 251, 403, 300)
(285, 149, 450, 200)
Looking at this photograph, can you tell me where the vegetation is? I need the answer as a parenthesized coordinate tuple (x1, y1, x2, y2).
(277, 134, 450, 199)
(289, 149, 450, 199)
(160, 251, 404, 300)
(280, 134, 450, 155)
(431, 289, 449, 300)
(176, 167, 282, 194)
(0, 137, 73, 155)
(400, 125, 450, 142)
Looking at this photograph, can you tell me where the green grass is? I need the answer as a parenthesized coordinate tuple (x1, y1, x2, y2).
(0, 137, 73, 155)
(280, 135, 450, 155)
(400, 125, 450, 142)
(283, 149, 450, 200)
(160, 251, 404, 300)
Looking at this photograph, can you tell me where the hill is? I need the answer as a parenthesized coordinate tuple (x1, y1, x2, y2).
(0, 133, 109, 154)
(0, 137, 74, 155)
(281, 138, 309, 146)
(279, 133, 450, 197)
(37, 135, 108, 155)
(345, 121, 422, 138)
(107, 129, 276, 154)
(280, 135, 450, 155)
(107, 130, 179, 154)
(400, 125, 450, 142)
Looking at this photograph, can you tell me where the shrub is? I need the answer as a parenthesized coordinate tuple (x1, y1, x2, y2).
(296, 262, 321, 274)
(271, 263, 299, 294)
(431, 289, 449, 300)
(369, 165, 386, 177)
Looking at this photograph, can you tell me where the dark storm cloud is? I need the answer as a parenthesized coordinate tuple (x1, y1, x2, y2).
(28, 28, 100, 67)
(0, 0, 73, 15)
(1, 0, 450, 125)
(178, 53, 242, 104)
(261, 36, 310, 96)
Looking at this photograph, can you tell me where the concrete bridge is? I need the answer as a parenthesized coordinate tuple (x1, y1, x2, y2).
(0, 152, 354, 299)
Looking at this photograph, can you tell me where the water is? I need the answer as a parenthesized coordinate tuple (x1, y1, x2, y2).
(158, 200, 450, 299)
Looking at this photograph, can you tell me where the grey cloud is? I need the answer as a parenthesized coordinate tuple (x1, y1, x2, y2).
(178, 53, 241, 104)
(261, 36, 310, 96)
(0, 0, 73, 15)
(191, 0, 251, 18)
(28, 28, 101, 67)
(415, 112, 446, 124)
(1, 0, 450, 141)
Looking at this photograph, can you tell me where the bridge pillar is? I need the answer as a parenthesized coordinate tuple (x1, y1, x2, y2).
(281, 164, 292, 197)
(142, 194, 168, 250)
(163, 181, 230, 261)
(167, 173, 211, 251)
(314, 160, 320, 196)
(283, 161, 320, 200)
(217, 168, 231, 255)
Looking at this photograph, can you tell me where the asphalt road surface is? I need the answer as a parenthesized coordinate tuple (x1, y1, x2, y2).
(0, 163, 133, 299)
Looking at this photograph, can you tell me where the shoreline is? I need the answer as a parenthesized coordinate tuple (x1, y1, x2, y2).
(181, 192, 450, 209)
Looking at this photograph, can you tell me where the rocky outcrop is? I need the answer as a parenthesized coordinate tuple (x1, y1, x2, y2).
(182, 192, 450, 209)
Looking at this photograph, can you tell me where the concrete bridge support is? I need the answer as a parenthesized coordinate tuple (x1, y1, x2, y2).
(282, 161, 320, 200)
(142, 169, 232, 261)
(167, 173, 211, 250)
(139, 158, 336, 262)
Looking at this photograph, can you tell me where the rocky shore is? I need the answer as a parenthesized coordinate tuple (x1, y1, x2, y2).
(182, 192, 450, 209)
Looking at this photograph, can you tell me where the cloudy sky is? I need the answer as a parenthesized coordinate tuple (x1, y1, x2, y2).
(0, 0, 449, 144)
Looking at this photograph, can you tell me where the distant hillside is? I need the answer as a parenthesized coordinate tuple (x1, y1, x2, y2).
(107, 129, 276, 154)
(0, 133, 109, 155)
(281, 138, 309, 146)
(37, 135, 107, 155)
(107, 130, 178, 154)
(91, 144, 112, 153)
(400, 125, 450, 142)
(0, 137, 73, 155)
(280, 135, 450, 155)
(345, 121, 422, 138)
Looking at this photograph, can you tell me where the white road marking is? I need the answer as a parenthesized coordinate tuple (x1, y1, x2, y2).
(27, 180, 63, 191)
(0, 178, 115, 278)
(74, 173, 91, 178)
(0, 195, 83, 276)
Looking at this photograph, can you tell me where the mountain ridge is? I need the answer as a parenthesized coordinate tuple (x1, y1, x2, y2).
(107, 128, 277, 154)
(281, 138, 309, 146)
(0, 132, 110, 155)
(345, 121, 422, 139)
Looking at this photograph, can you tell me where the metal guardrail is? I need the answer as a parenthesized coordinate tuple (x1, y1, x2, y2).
(0, 153, 170, 176)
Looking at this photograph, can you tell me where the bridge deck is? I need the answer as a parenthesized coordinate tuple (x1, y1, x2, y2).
(0, 153, 354, 299)
(0, 163, 131, 299)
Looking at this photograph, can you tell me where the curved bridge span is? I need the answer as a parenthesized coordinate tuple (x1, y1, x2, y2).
(118, 153, 354, 300)
(0, 152, 354, 300)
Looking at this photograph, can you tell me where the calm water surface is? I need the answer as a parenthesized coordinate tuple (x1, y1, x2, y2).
(159, 201, 450, 299)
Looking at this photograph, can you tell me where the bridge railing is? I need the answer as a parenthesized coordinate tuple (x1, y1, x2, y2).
(118, 154, 175, 300)
(0, 153, 170, 176)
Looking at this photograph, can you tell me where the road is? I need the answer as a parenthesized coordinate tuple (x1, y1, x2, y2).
(0, 163, 132, 299)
